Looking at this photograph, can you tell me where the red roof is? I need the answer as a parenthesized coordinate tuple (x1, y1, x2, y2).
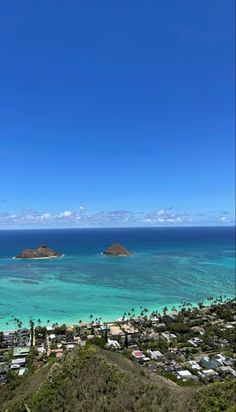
(132, 350, 144, 358)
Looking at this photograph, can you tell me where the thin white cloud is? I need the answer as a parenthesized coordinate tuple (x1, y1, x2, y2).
(0, 208, 234, 228)
(218, 215, 232, 223)
(58, 210, 73, 218)
(145, 209, 187, 224)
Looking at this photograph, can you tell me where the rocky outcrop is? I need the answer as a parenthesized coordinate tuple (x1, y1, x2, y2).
(103, 243, 132, 256)
(16, 245, 62, 259)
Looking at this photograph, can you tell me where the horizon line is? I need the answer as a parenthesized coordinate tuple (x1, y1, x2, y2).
(0, 225, 235, 232)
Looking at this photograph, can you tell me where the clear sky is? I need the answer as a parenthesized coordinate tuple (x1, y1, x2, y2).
(0, 0, 235, 228)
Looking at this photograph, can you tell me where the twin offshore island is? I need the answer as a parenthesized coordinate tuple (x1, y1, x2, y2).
(15, 243, 132, 259)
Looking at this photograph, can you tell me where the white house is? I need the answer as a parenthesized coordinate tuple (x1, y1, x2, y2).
(177, 370, 192, 378)
(147, 350, 163, 360)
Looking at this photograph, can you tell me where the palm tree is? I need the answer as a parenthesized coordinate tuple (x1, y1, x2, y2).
(163, 306, 168, 316)
(29, 320, 34, 347)
(104, 328, 108, 343)
(124, 331, 128, 347)
(17, 320, 23, 329)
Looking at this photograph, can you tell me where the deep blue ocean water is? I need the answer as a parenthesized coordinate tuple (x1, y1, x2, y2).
(0, 227, 235, 329)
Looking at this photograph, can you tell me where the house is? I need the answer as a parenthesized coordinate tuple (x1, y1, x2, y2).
(141, 357, 150, 363)
(37, 346, 46, 355)
(55, 334, 66, 343)
(11, 358, 26, 369)
(161, 332, 177, 341)
(177, 370, 192, 378)
(155, 323, 166, 331)
(223, 358, 233, 366)
(11, 358, 26, 366)
(188, 337, 202, 347)
(100, 325, 108, 332)
(122, 323, 138, 334)
(200, 356, 220, 369)
(202, 369, 218, 377)
(132, 350, 144, 359)
(13, 347, 30, 357)
(188, 360, 201, 370)
(164, 360, 182, 373)
(107, 339, 121, 349)
(214, 353, 233, 366)
(214, 353, 226, 365)
(147, 350, 163, 360)
(18, 367, 28, 376)
(109, 324, 123, 337)
(127, 336, 138, 345)
(190, 326, 204, 335)
(150, 318, 160, 326)
(219, 366, 236, 377)
(16, 336, 30, 347)
(224, 324, 234, 330)
(10, 364, 21, 370)
(3, 332, 14, 347)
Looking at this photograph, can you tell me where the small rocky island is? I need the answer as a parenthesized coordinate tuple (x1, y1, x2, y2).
(103, 243, 132, 256)
(16, 245, 62, 259)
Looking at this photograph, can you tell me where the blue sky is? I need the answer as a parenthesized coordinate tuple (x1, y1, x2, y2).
(0, 1, 235, 228)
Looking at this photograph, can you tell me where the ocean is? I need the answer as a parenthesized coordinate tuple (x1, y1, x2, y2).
(0, 227, 235, 329)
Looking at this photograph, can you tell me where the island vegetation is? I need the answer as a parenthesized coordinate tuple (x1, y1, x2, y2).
(16, 245, 62, 259)
(103, 243, 132, 256)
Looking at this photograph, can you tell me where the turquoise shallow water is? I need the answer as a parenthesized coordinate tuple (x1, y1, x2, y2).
(0, 227, 235, 329)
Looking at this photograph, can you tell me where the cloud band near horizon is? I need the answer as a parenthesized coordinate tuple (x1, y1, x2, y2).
(0, 208, 234, 228)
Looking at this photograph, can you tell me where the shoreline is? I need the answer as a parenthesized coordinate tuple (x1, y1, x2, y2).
(12, 254, 65, 260)
(1, 293, 235, 332)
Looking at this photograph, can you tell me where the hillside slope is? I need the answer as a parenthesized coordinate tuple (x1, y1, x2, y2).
(1, 346, 235, 412)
